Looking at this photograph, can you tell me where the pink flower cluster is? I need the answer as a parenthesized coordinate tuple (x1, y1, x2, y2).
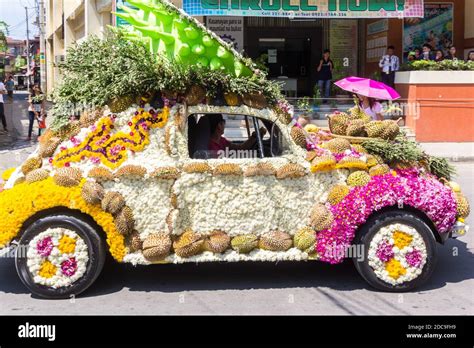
(36, 237, 54, 257)
(405, 249, 423, 268)
(376, 241, 394, 262)
(61, 257, 78, 277)
(316, 170, 457, 264)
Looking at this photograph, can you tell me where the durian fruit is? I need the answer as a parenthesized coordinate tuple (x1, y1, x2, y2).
(79, 108, 103, 128)
(231, 234, 258, 253)
(294, 227, 316, 252)
(38, 137, 62, 158)
(336, 156, 368, 170)
(380, 120, 400, 140)
(183, 162, 211, 174)
(81, 181, 105, 204)
(365, 121, 385, 138)
(142, 233, 172, 261)
(345, 119, 367, 137)
(290, 127, 307, 148)
(114, 206, 134, 235)
(21, 156, 42, 175)
(170, 192, 178, 209)
(173, 229, 204, 258)
(306, 151, 318, 162)
(244, 162, 276, 177)
(88, 167, 114, 182)
(184, 85, 206, 106)
(311, 154, 337, 172)
(127, 230, 143, 253)
(150, 166, 180, 180)
(309, 204, 334, 231)
(304, 124, 319, 133)
(224, 92, 242, 106)
(327, 184, 350, 205)
(348, 104, 371, 123)
(213, 163, 242, 176)
(203, 230, 230, 253)
(53, 167, 82, 187)
(328, 112, 350, 135)
(14, 176, 25, 186)
(109, 95, 135, 113)
(351, 144, 367, 154)
(369, 164, 390, 176)
(25, 168, 50, 183)
(164, 126, 172, 155)
(347, 171, 371, 187)
(242, 92, 267, 109)
(325, 138, 351, 153)
(258, 231, 292, 251)
(114, 165, 147, 179)
(53, 121, 81, 140)
(276, 163, 306, 179)
(365, 154, 379, 167)
(455, 192, 470, 218)
(101, 191, 126, 215)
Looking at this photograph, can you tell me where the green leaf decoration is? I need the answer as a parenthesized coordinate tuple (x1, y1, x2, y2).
(114, 0, 253, 77)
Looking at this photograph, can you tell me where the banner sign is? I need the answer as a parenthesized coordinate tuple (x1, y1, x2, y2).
(403, 3, 453, 61)
(115, 0, 138, 27)
(184, 0, 424, 18)
(206, 16, 244, 51)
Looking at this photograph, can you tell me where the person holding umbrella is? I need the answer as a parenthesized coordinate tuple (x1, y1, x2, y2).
(334, 76, 401, 121)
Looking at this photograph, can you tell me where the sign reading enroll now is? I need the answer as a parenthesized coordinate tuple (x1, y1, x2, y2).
(183, 0, 424, 18)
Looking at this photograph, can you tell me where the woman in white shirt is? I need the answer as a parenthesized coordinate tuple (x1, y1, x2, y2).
(357, 94, 383, 120)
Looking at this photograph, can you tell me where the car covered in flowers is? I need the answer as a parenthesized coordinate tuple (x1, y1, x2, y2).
(0, 0, 470, 298)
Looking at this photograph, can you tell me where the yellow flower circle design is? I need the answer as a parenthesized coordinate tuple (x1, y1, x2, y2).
(58, 234, 76, 254)
(38, 260, 57, 279)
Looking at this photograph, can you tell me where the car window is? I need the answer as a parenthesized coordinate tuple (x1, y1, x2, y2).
(187, 113, 290, 159)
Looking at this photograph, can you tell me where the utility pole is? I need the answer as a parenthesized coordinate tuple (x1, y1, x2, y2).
(25, 6, 31, 91)
(37, 0, 46, 92)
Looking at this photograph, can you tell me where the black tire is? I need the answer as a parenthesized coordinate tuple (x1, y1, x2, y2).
(15, 213, 106, 299)
(353, 210, 438, 292)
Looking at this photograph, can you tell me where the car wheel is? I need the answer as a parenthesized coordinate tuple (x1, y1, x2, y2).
(353, 210, 438, 292)
(15, 213, 106, 299)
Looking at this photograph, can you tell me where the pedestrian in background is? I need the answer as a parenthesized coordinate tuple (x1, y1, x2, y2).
(378, 45, 399, 88)
(0, 79, 7, 132)
(434, 50, 444, 62)
(421, 44, 434, 60)
(27, 84, 45, 140)
(5, 76, 14, 102)
(414, 48, 422, 60)
(467, 50, 474, 62)
(444, 46, 458, 60)
(316, 49, 333, 104)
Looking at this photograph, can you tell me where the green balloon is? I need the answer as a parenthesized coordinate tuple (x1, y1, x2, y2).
(217, 46, 230, 59)
(202, 35, 214, 47)
(178, 43, 191, 57)
(184, 26, 199, 40)
(210, 57, 222, 70)
(197, 57, 209, 67)
(192, 44, 205, 55)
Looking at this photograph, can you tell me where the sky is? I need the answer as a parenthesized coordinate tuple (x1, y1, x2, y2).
(0, 0, 39, 40)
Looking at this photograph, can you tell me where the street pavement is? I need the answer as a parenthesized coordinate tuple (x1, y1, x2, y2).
(0, 98, 472, 315)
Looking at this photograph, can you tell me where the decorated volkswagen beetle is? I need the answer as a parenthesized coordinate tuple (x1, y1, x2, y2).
(0, 0, 469, 298)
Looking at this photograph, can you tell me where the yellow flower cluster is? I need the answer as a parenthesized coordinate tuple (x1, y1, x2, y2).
(1, 167, 16, 182)
(53, 107, 169, 169)
(385, 258, 407, 279)
(39, 260, 57, 279)
(58, 235, 76, 254)
(0, 177, 126, 261)
(393, 231, 413, 249)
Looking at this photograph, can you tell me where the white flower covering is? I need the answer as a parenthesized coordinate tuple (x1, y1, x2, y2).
(123, 247, 309, 265)
(26, 228, 89, 288)
(368, 223, 428, 286)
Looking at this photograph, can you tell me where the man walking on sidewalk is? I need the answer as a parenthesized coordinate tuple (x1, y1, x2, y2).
(0, 79, 7, 132)
(379, 46, 399, 89)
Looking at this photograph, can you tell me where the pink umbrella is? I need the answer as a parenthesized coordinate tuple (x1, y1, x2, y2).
(334, 76, 400, 100)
